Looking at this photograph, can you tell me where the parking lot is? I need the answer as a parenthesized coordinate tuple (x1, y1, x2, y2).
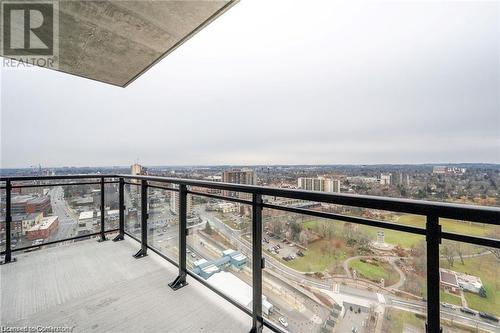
(336, 303, 370, 333)
(263, 231, 305, 262)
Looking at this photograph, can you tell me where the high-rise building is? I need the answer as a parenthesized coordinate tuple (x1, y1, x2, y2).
(325, 179, 341, 193)
(297, 177, 340, 193)
(380, 173, 392, 186)
(170, 191, 193, 217)
(130, 163, 147, 190)
(131, 163, 147, 180)
(222, 169, 257, 199)
(393, 172, 410, 187)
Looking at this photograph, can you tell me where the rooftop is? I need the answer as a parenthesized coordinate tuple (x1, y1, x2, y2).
(79, 211, 94, 220)
(27, 216, 58, 232)
(0, 238, 264, 333)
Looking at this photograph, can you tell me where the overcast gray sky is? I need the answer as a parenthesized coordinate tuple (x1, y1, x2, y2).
(1, 0, 499, 168)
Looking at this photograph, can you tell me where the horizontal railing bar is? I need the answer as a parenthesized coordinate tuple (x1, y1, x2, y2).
(187, 190, 251, 205)
(5, 229, 120, 254)
(124, 181, 141, 186)
(1, 174, 499, 224)
(0, 174, 118, 182)
(262, 203, 427, 236)
(0, 174, 116, 181)
(441, 232, 500, 248)
(147, 184, 178, 192)
(123, 231, 253, 317)
(116, 174, 500, 224)
(10, 181, 118, 188)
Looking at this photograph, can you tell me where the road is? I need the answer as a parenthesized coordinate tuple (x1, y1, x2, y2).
(48, 187, 79, 242)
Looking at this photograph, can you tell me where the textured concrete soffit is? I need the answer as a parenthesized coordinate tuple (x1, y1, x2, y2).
(0, 0, 237, 87)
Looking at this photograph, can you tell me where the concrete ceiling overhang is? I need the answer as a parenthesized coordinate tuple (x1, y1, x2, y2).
(1, 0, 237, 87)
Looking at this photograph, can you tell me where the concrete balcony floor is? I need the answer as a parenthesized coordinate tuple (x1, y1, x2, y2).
(0, 237, 260, 332)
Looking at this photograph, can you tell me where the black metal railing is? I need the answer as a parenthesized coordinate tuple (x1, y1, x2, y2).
(1, 174, 499, 333)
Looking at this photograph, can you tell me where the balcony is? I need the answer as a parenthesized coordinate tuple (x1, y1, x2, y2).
(1, 175, 499, 333)
(1, 237, 255, 333)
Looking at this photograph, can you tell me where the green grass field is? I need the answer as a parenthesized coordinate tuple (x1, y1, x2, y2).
(303, 214, 494, 249)
(397, 215, 493, 236)
(439, 290, 462, 306)
(348, 258, 399, 285)
(274, 239, 347, 272)
(441, 254, 499, 316)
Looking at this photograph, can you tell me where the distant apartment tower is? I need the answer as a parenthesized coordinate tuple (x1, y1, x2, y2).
(393, 172, 410, 187)
(170, 191, 193, 217)
(222, 169, 257, 199)
(297, 177, 340, 193)
(380, 174, 392, 186)
(131, 163, 147, 179)
(130, 163, 147, 189)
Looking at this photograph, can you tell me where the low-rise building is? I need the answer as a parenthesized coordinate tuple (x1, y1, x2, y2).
(439, 268, 484, 295)
(207, 202, 238, 213)
(26, 196, 52, 215)
(193, 249, 247, 279)
(78, 211, 95, 236)
(439, 268, 460, 294)
(22, 212, 44, 235)
(26, 216, 59, 240)
(222, 249, 247, 269)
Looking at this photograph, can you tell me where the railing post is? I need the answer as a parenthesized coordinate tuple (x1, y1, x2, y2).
(250, 193, 263, 333)
(1, 180, 16, 264)
(169, 184, 188, 290)
(133, 179, 148, 258)
(426, 214, 442, 333)
(98, 177, 108, 242)
(113, 177, 125, 242)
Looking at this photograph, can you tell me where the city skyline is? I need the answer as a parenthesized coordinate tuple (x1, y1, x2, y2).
(1, 0, 499, 168)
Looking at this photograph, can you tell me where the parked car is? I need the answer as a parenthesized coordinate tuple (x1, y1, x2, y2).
(440, 303, 455, 309)
(191, 253, 197, 258)
(25, 239, 43, 252)
(460, 307, 476, 315)
(297, 250, 305, 257)
(278, 317, 288, 328)
(479, 312, 499, 322)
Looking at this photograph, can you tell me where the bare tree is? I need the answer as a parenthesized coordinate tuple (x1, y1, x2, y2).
(455, 242, 465, 265)
(442, 244, 455, 267)
(487, 230, 500, 261)
(489, 248, 500, 260)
